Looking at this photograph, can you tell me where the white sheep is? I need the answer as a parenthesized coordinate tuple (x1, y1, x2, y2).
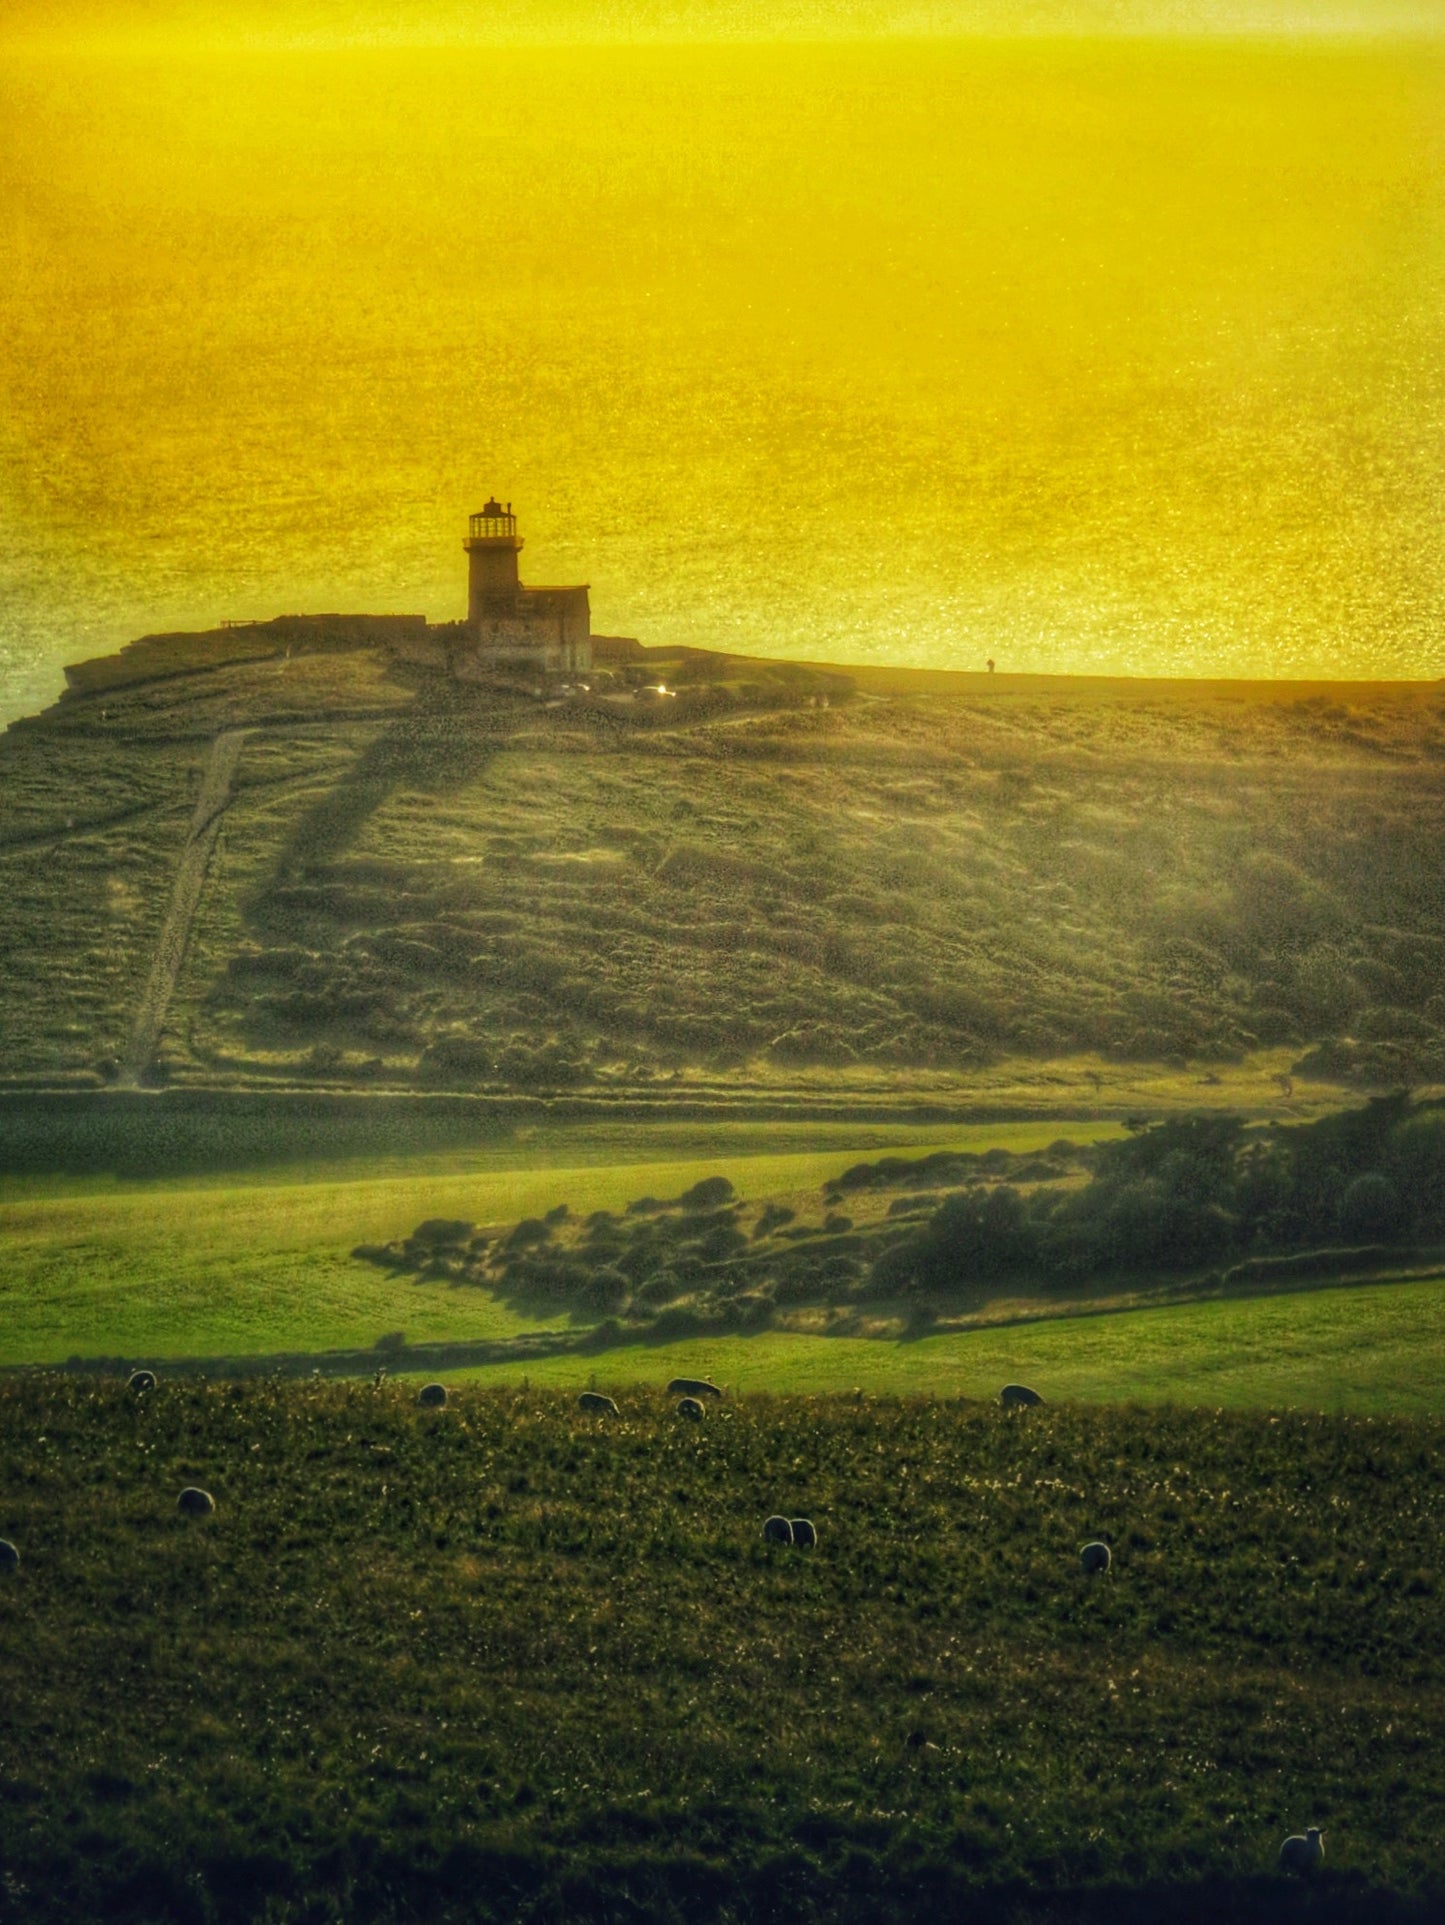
(127, 1369, 157, 1394)
(761, 1514, 793, 1545)
(999, 1383, 1043, 1408)
(676, 1396, 705, 1421)
(1079, 1540, 1111, 1574)
(176, 1487, 215, 1517)
(789, 1518, 818, 1549)
(1278, 1827, 1325, 1875)
(416, 1382, 448, 1407)
(0, 1539, 18, 1573)
(578, 1391, 620, 1416)
(666, 1377, 722, 1399)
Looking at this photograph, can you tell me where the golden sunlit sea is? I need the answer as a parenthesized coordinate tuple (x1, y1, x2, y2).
(1, 36, 1441, 723)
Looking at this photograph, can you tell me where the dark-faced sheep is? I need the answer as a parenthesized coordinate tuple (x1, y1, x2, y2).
(578, 1391, 620, 1416)
(789, 1518, 818, 1549)
(761, 1515, 793, 1545)
(416, 1382, 448, 1408)
(127, 1368, 157, 1394)
(176, 1487, 215, 1517)
(666, 1377, 722, 1399)
(0, 1539, 18, 1573)
(1278, 1828, 1325, 1876)
(999, 1383, 1043, 1408)
(1079, 1540, 1111, 1574)
(676, 1396, 705, 1421)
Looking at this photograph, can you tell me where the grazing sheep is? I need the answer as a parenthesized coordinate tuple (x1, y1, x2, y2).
(999, 1383, 1043, 1408)
(127, 1368, 157, 1394)
(789, 1518, 818, 1549)
(666, 1377, 722, 1399)
(416, 1382, 448, 1408)
(1278, 1828, 1325, 1876)
(0, 1539, 18, 1573)
(761, 1515, 794, 1545)
(578, 1391, 620, 1416)
(676, 1396, 706, 1421)
(176, 1487, 215, 1517)
(1079, 1540, 1111, 1574)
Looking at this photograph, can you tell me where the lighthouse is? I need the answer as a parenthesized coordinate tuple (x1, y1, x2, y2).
(464, 498, 523, 623)
(460, 498, 592, 676)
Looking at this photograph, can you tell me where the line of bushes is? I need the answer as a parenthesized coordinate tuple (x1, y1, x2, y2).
(362, 1096, 1445, 1329)
(875, 1095, 1445, 1298)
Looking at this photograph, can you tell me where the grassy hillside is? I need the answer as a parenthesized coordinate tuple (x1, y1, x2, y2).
(0, 1380, 1439, 1924)
(3, 633, 1444, 1109)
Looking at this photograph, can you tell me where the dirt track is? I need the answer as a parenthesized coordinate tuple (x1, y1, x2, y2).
(119, 729, 248, 1086)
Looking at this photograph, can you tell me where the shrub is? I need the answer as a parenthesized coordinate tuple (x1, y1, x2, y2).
(410, 1218, 474, 1249)
(753, 1203, 796, 1237)
(913, 1185, 1033, 1289)
(1337, 1172, 1405, 1243)
(580, 1268, 630, 1316)
(635, 1271, 685, 1307)
(1385, 1113, 1445, 1228)
(693, 1221, 747, 1262)
(678, 1176, 736, 1211)
(506, 1218, 552, 1251)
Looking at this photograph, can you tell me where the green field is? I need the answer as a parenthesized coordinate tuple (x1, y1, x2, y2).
(0, 1124, 1104, 1366)
(0, 1379, 1439, 1924)
(456, 1279, 1445, 1419)
(3, 1123, 1443, 1418)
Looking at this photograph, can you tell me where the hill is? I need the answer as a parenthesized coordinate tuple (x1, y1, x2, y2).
(3, 627, 1444, 1124)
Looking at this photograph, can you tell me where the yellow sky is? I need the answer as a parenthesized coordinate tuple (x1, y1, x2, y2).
(1, 24, 1440, 692)
(4, 0, 1441, 54)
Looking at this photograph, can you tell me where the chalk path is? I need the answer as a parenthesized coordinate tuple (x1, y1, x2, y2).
(119, 729, 248, 1087)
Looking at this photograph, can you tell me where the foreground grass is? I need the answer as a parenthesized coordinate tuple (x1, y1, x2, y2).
(0, 1381, 1439, 1924)
(0, 1125, 1111, 1366)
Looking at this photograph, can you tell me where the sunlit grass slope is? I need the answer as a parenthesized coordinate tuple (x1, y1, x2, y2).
(465, 1278, 1445, 1419)
(0, 1124, 1090, 1364)
(0, 1380, 1439, 1924)
(3, 1124, 1443, 1416)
